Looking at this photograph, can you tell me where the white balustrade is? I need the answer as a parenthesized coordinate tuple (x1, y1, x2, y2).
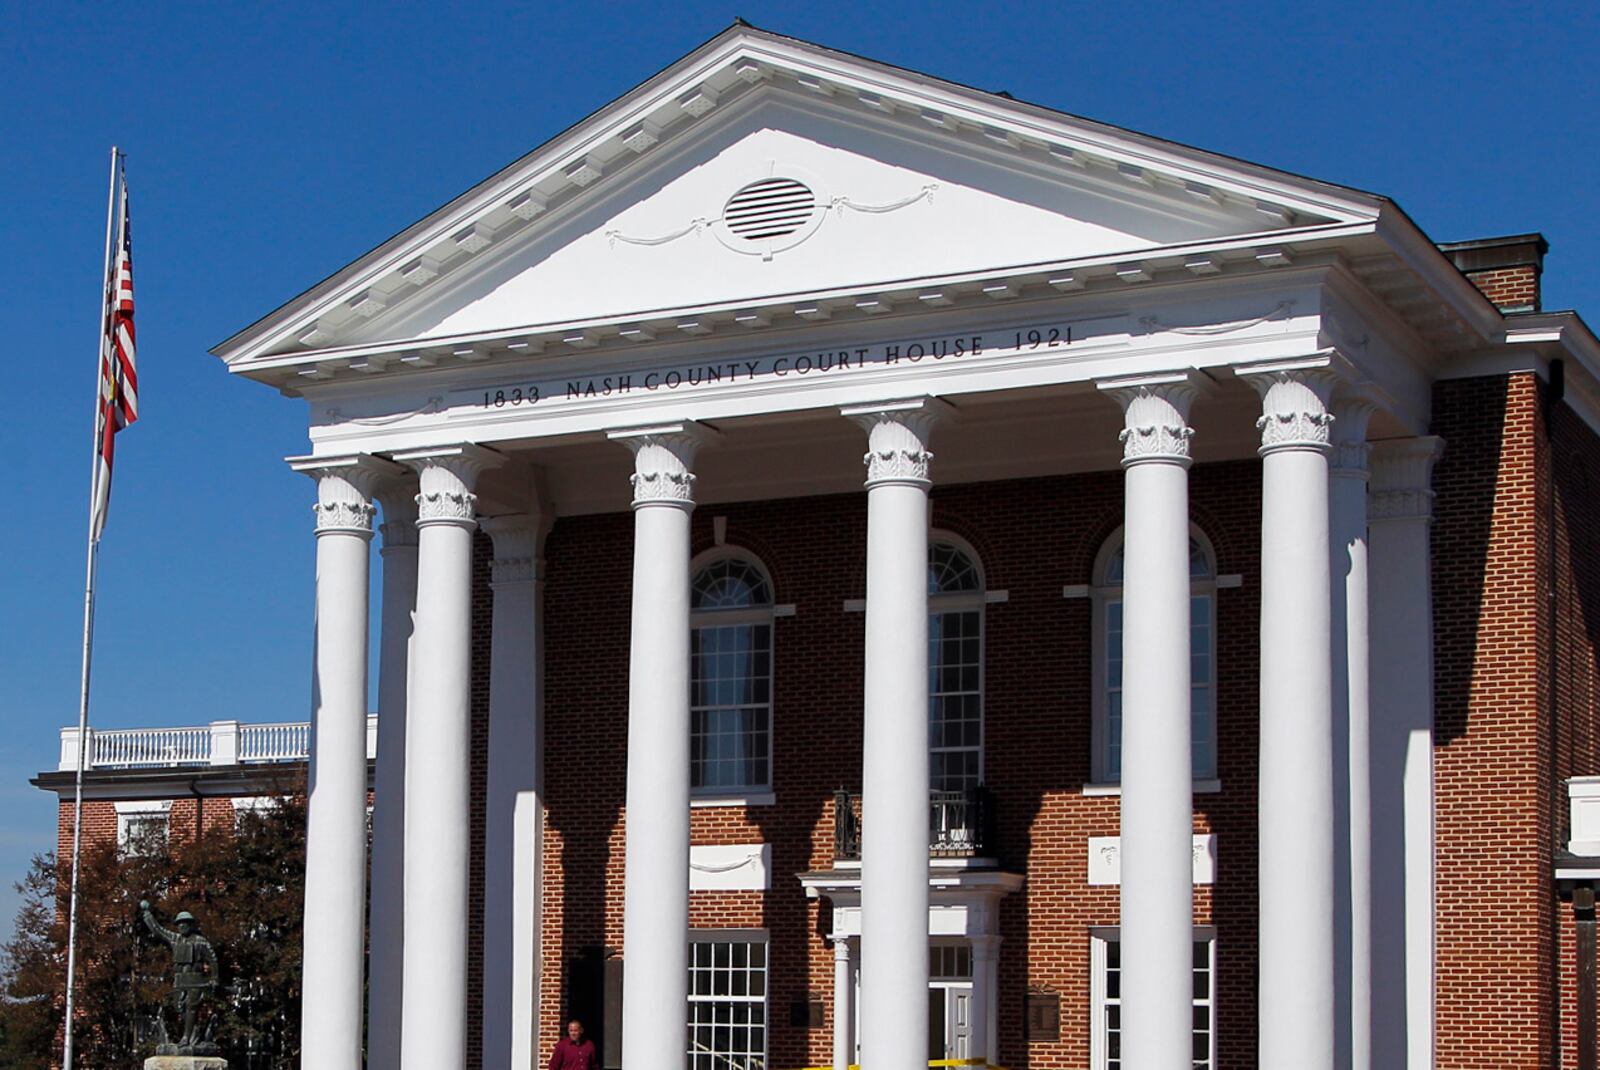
(57, 716, 378, 771)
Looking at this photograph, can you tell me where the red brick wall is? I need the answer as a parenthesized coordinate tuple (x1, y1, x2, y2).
(1463, 265, 1541, 312)
(538, 462, 1265, 1069)
(1431, 372, 1553, 1067)
(1547, 376, 1600, 1066)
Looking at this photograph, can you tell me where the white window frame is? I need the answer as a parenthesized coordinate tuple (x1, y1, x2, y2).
(1089, 926, 1216, 1070)
(689, 550, 776, 800)
(115, 800, 171, 855)
(928, 534, 986, 793)
(1089, 525, 1219, 786)
(686, 929, 769, 1070)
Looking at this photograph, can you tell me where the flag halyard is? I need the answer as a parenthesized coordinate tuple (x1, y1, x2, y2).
(91, 163, 137, 542)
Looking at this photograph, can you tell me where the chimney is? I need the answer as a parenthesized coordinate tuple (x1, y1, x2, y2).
(1437, 233, 1549, 314)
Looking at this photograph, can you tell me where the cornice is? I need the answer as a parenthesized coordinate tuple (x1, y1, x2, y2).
(240, 227, 1372, 394)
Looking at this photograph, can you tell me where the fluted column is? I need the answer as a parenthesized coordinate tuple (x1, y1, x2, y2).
(831, 937, 854, 1070)
(1097, 374, 1199, 1070)
(289, 454, 396, 1070)
(481, 509, 551, 1070)
(369, 477, 418, 1069)
(394, 444, 502, 1070)
(1243, 364, 1338, 1070)
(842, 397, 944, 1070)
(1368, 437, 1443, 1070)
(608, 423, 706, 1070)
(1329, 399, 1373, 1070)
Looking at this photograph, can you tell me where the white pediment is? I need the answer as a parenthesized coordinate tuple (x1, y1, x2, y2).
(215, 26, 1381, 368)
(374, 99, 1319, 345)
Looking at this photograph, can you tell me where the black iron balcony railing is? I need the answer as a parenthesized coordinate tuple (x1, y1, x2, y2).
(832, 785, 995, 863)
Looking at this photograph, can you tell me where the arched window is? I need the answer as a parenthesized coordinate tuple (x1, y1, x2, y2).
(929, 539, 985, 793)
(690, 555, 775, 794)
(1091, 529, 1217, 783)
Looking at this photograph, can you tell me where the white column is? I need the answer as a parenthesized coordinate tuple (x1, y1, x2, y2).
(1099, 374, 1199, 1070)
(369, 478, 418, 1069)
(1368, 437, 1442, 1070)
(1244, 365, 1338, 1070)
(832, 937, 854, 1070)
(969, 934, 1000, 1065)
(608, 423, 706, 1070)
(290, 454, 392, 1070)
(394, 444, 501, 1070)
(1329, 400, 1373, 1070)
(481, 510, 550, 1070)
(843, 397, 944, 1070)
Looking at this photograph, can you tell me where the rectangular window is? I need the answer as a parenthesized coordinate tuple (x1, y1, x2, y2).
(1090, 929, 1214, 1070)
(928, 608, 983, 793)
(117, 812, 169, 856)
(687, 935, 767, 1070)
(691, 622, 772, 792)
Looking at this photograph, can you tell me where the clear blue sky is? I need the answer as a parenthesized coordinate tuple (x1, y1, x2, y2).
(2, 1, 1596, 925)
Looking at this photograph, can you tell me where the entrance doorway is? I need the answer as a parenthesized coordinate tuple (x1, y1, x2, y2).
(929, 943, 974, 1060)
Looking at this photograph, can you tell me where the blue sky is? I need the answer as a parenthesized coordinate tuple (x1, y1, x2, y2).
(1, 1, 1596, 926)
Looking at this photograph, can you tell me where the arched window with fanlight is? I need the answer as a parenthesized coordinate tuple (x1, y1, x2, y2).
(928, 538, 985, 793)
(1090, 528, 1218, 784)
(690, 555, 775, 795)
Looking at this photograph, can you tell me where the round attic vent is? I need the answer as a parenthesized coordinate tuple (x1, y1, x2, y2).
(724, 178, 816, 240)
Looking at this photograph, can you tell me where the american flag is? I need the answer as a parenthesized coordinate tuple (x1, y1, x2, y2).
(90, 162, 137, 542)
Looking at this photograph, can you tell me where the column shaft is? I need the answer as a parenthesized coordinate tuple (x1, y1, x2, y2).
(292, 457, 385, 1070)
(369, 483, 418, 1069)
(1250, 369, 1337, 1070)
(832, 938, 854, 1070)
(397, 447, 498, 1070)
(846, 400, 940, 1070)
(1102, 376, 1198, 1070)
(1367, 437, 1442, 1069)
(482, 513, 548, 1070)
(969, 934, 999, 1065)
(1329, 402, 1372, 1070)
(611, 426, 702, 1070)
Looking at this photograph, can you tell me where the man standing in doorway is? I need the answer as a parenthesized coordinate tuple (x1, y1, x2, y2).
(549, 1018, 598, 1070)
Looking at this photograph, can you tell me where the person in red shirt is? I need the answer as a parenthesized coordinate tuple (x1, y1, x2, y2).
(548, 1018, 598, 1070)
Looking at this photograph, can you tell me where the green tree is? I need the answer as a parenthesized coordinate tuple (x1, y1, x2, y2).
(0, 788, 306, 1069)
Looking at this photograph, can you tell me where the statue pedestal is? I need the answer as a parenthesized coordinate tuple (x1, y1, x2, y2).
(144, 1058, 228, 1070)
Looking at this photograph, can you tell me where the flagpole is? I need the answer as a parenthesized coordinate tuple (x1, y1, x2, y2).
(62, 145, 120, 1070)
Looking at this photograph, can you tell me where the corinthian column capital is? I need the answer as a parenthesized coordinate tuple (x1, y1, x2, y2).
(392, 444, 505, 529)
(1097, 372, 1202, 467)
(1369, 437, 1445, 523)
(1329, 397, 1377, 479)
(841, 397, 952, 488)
(374, 476, 421, 551)
(607, 423, 712, 509)
(289, 454, 407, 537)
(1239, 362, 1340, 456)
(481, 512, 552, 587)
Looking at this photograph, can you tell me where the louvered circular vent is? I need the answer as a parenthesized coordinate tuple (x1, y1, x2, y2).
(724, 178, 816, 240)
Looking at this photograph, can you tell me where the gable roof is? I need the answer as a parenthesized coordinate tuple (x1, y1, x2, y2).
(211, 22, 1389, 369)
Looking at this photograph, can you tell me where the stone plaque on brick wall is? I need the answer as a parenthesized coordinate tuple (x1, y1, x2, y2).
(1026, 990, 1060, 1041)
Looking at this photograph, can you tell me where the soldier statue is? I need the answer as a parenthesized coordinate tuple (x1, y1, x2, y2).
(140, 899, 221, 1055)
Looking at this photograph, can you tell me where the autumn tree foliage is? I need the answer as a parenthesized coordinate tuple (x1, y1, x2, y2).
(0, 789, 306, 1069)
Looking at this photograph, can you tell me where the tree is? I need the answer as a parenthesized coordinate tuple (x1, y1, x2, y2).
(0, 787, 306, 1069)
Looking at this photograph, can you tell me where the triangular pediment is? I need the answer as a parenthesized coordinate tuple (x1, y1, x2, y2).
(215, 26, 1382, 367)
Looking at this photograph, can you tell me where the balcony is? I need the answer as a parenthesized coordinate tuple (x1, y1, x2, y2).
(832, 785, 996, 863)
(57, 716, 377, 771)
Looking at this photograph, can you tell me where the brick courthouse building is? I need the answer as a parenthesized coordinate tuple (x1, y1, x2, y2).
(41, 24, 1600, 1070)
